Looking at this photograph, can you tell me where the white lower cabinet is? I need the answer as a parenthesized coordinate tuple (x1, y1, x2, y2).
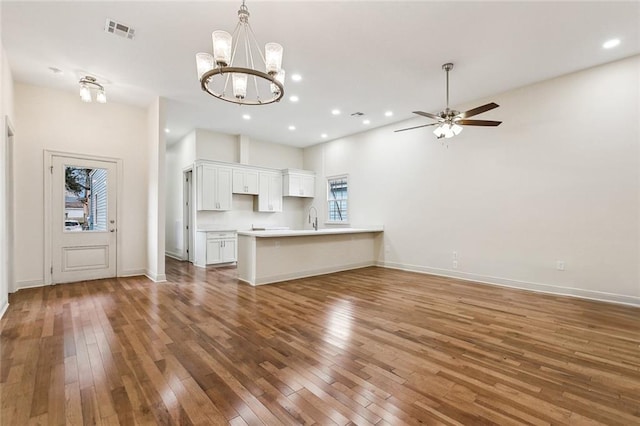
(206, 238, 236, 264)
(195, 231, 237, 267)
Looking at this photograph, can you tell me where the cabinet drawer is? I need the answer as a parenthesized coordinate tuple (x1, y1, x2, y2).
(207, 232, 235, 240)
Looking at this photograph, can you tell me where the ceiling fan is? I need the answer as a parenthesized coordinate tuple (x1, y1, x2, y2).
(395, 63, 502, 138)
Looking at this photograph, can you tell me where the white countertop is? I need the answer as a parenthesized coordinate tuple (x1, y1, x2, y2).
(237, 226, 383, 238)
(197, 226, 237, 232)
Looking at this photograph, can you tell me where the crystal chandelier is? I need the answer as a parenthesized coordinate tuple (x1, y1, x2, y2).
(195, 0, 284, 105)
(78, 76, 107, 103)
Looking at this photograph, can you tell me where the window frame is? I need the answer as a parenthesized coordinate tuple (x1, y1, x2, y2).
(326, 174, 349, 224)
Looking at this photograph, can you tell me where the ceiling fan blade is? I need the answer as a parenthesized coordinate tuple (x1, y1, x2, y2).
(458, 102, 499, 119)
(413, 111, 442, 121)
(394, 123, 439, 133)
(457, 119, 502, 126)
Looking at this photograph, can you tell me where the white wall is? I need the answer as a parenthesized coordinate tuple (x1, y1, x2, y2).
(13, 83, 149, 290)
(0, 24, 16, 316)
(247, 137, 304, 169)
(304, 56, 640, 306)
(0, 1, 5, 317)
(146, 97, 167, 282)
(195, 128, 236, 163)
(165, 130, 196, 258)
(165, 129, 307, 260)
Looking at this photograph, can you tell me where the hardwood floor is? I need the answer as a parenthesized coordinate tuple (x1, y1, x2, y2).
(1, 259, 639, 425)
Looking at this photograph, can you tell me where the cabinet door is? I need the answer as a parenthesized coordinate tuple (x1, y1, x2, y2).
(232, 169, 246, 194)
(257, 172, 283, 212)
(301, 175, 315, 197)
(244, 170, 259, 194)
(197, 165, 217, 210)
(216, 167, 233, 210)
(268, 173, 283, 212)
(286, 174, 302, 196)
(257, 173, 269, 211)
(257, 173, 273, 211)
(284, 173, 315, 197)
(221, 239, 237, 262)
(206, 240, 222, 264)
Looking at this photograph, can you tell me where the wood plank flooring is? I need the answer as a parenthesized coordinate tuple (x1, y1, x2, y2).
(1, 259, 639, 425)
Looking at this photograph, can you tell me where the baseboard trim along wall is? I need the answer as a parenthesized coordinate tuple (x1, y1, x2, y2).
(14, 270, 147, 291)
(120, 269, 147, 277)
(145, 271, 167, 283)
(10, 262, 637, 306)
(13, 279, 44, 293)
(378, 261, 640, 307)
(0, 302, 9, 319)
(165, 251, 183, 261)
(242, 261, 376, 286)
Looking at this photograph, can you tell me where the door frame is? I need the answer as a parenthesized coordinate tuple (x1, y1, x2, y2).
(183, 167, 194, 262)
(2, 116, 15, 299)
(44, 150, 124, 285)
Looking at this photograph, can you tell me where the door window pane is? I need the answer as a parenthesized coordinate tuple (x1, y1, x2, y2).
(64, 166, 108, 231)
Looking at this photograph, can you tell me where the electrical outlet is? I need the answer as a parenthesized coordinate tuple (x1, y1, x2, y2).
(556, 261, 565, 271)
(452, 251, 458, 260)
(453, 260, 458, 269)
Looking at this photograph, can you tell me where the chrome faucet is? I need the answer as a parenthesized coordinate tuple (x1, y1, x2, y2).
(308, 206, 318, 231)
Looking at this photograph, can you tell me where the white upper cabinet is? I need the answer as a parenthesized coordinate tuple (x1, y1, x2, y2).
(232, 168, 259, 195)
(196, 164, 232, 211)
(283, 169, 315, 198)
(256, 171, 283, 212)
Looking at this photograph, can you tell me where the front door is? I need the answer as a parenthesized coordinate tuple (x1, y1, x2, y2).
(51, 155, 117, 283)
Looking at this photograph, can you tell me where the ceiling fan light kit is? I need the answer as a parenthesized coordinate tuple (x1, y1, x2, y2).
(395, 62, 502, 139)
(195, 0, 285, 105)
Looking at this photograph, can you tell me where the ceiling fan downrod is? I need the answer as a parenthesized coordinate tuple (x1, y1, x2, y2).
(443, 62, 453, 112)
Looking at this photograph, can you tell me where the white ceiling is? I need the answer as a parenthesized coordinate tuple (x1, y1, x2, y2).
(2, 1, 639, 148)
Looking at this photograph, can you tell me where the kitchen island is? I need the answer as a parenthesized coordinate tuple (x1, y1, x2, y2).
(237, 227, 383, 285)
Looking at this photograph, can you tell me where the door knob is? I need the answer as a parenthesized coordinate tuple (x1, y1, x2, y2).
(110, 229, 116, 233)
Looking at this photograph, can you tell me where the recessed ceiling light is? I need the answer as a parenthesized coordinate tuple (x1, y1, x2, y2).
(291, 74, 302, 82)
(331, 109, 341, 115)
(384, 111, 393, 117)
(363, 119, 370, 125)
(321, 133, 328, 138)
(164, 128, 170, 133)
(288, 125, 296, 131)
(242, 114, 251, 120)
(602, 38, 620, 49)
(289, 95, 299, 102)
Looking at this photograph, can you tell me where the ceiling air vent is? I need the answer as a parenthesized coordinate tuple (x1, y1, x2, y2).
(105, 19, 135, 40)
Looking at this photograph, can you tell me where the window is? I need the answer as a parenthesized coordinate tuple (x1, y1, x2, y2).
(327, 175, 348, 223)
(64, 165, 108, 231)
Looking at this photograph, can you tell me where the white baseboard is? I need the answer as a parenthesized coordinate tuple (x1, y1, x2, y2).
(13, 271, 147, 290)
(145, 271, 167, 283)
(248, 261, 375, 286)
(165, 251, 184, 261)
(0, 301, 8, 319)
(13, 279, 45, 293)
(378, 261, 640, 307)
(119, 269, 146, 277)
